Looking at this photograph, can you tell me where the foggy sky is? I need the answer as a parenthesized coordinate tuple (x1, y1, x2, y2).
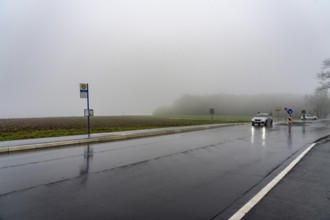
(1, 0, 330, 118)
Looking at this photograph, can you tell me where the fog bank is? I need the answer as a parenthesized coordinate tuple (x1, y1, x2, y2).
(153, 93, 308, 116)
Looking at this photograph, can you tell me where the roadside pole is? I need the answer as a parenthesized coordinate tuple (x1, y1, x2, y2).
(80, 83, 92, 139)
(302, 110, 306, 120)
(288, 114, 292, 125)
(209, 108, 215, 122)
(286, 108, 293, 126)
(275, 107, 281, 122)
(87, 84, 91, 138)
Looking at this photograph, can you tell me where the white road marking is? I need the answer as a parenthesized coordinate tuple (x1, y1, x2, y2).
(229, 143, 316, 220)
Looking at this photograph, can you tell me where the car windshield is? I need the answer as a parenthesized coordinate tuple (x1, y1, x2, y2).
(256, 114, 268, 117)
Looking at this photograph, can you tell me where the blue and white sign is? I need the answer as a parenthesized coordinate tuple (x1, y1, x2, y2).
(80, 83, 88, 98)
(287, 108, 293, 115)
(84, 109, 94, 117)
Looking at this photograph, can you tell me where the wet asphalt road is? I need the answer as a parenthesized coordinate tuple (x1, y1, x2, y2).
(0, 121, 329, 219)
(243, 138, 330, 219)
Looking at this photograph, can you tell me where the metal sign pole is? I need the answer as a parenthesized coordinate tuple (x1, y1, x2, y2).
(275, 107, 281, 122)
(87, 84, 91, 138)
(80, 83, 91, 139)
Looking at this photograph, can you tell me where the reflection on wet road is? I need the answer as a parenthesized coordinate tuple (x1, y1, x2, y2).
(0, 121, 330, 219)
(251, 126, 267, 146)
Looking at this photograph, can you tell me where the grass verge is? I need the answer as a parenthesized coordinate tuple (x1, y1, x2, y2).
(0, 115, 249, 141)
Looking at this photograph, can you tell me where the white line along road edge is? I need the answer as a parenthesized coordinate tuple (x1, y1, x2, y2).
(229, 143, 317, 220)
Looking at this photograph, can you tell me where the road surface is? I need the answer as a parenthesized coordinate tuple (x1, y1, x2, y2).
(0, 121, 329, 219)
(243, 138, 330, 219)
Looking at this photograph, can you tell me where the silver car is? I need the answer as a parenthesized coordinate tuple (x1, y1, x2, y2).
(252, 113, 273, 126)
(301, 114, 318, 120)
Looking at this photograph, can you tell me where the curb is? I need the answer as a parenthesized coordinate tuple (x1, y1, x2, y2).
(0, 123, 244, 154)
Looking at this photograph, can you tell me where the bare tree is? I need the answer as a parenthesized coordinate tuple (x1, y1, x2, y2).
(317, 58, 330, 92)
(307, 58, 330, 118)
(305, 90, 330, 118)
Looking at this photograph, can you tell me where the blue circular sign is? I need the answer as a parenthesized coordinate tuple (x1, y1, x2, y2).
(287, 108, 293, 115)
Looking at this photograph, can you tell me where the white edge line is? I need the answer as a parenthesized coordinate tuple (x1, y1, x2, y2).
(229, 143, 316, 220)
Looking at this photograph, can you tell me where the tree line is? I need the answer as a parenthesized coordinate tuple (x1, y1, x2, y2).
(153, 93, 307, 116)
(154, 58, 330, 118)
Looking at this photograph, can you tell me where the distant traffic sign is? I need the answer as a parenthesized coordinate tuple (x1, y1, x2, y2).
(287, 108, 293, 115)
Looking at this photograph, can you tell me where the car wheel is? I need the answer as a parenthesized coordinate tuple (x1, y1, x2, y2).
(252, 122, 255, 126)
